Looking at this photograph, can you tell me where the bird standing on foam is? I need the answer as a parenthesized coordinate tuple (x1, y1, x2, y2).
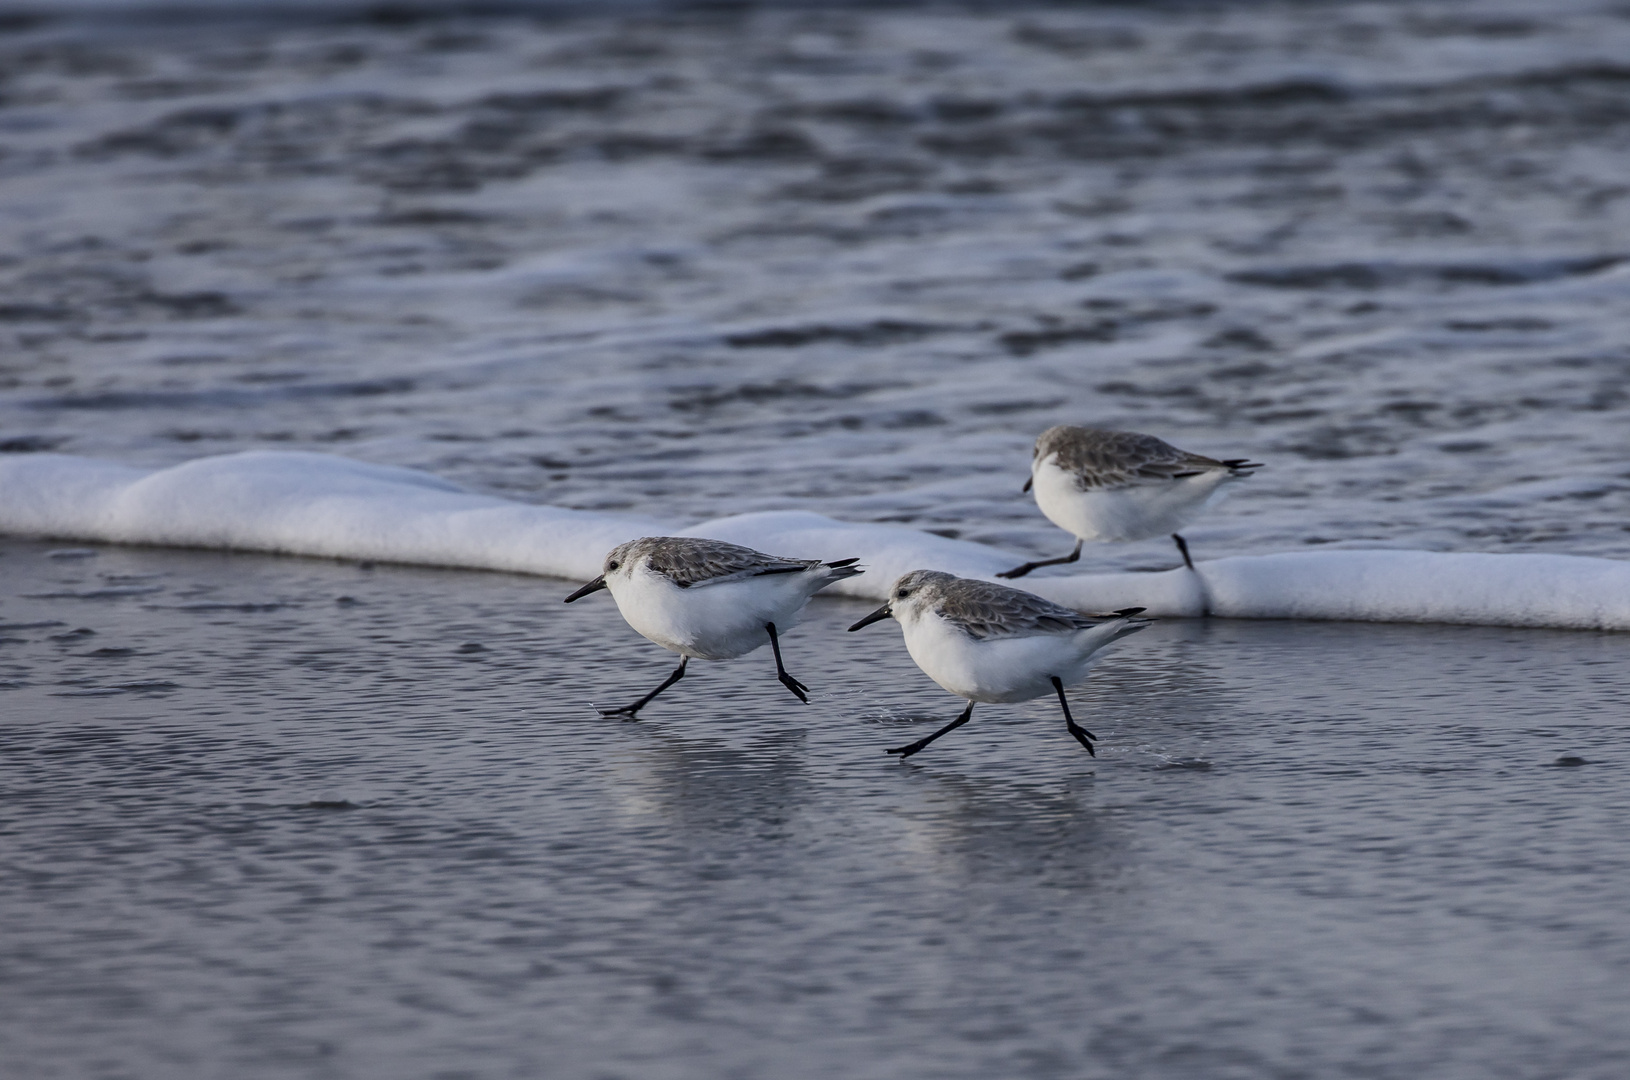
(849, 569, 1149, 759)
(1000, 426, 1261, 579)
(565, 536, 862, 718)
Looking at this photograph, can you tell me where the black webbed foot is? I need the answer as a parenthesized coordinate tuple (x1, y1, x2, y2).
(997, 540, 1084, 580)
(885, 701, 976, 759)
(1053, 676, 1097, 756)
(597, 656, 688, 720)
(778, 671, 810, 704)
(766, 622, 810, 704)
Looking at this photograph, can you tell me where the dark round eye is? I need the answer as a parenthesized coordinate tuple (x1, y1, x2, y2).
(607, 561, 620, 571)
(897, 588, 912, 598)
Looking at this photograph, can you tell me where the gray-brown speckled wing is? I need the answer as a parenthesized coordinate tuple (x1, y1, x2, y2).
(641, 537, 819, 588)
(932, 578, 1108, 640)
(1037, 426, 1224, 491)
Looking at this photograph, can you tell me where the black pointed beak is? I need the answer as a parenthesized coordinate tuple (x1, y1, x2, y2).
(1022, 476, 1033, 493)
(848, 603, 893, 632)
(563, 575, 607, 603)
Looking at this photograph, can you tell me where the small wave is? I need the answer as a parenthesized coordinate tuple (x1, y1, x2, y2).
(2, 451, 1628, 632)
(147, 602, 298, 613)
(0, 436, 68, 453)
(24, 378, 416, 412)
(23, 585, 165, 599)
(723, 321, 943, 349)
(1229, 256, 1622, 290)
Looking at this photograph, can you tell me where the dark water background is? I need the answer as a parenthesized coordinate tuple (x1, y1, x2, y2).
(3, 1, 1630, 564)
(5, 2, 1630, 1077)
(4, 537, 1630, 1079)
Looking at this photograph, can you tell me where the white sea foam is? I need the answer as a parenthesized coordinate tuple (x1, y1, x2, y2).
(3, 450, 1627, 631)
(0, 451, 665, 584)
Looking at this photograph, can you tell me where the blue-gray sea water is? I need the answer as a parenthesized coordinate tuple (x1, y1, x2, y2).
(3, 3, 1630, 1078)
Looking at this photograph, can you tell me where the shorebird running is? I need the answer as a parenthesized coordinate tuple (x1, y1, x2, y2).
(999, 426, 1261, 579)
(565, 536, 861, 718)
(848, 569, 1148, 758)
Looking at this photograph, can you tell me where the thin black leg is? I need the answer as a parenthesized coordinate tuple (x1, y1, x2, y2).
(599, 656, 688, 719)
(1052, 676, 1096, 756)
(1172, 533, 1194, 571)
(998, 539, 1084, 580)
(888, 700, 976, 758)
(766, 622, 809, 704)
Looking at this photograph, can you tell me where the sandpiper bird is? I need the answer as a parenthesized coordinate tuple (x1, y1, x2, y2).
(999, 425, 1261, 579)
(848, 569, 1148, 758)
(565, 536, 862, 718)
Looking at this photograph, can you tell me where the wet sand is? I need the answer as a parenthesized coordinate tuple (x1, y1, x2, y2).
(4, 537, 1628, 1078)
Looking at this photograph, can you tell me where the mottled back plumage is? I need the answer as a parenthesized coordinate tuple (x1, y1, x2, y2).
(892, 570, 1138, 641)
(1035, 425, 1252, 491)
(607, 536, 855, 588)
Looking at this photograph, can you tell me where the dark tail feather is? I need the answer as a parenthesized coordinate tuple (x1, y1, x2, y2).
(1114, 606, 1146, 617)
(1223, 459, 1264, 473)
(756, 558, 860, 579)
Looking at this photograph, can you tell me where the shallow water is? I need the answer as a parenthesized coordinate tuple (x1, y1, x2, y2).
(4, 537, 1630, 1079)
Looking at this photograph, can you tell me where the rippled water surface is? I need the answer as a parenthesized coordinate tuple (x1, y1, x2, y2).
(4, 538, 1630, 1079)
(4, 2, 1630, 1077)
(3, 0, 1630, 566)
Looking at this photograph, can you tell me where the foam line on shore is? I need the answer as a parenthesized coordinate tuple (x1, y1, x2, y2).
(2, 450, 1627, 630)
